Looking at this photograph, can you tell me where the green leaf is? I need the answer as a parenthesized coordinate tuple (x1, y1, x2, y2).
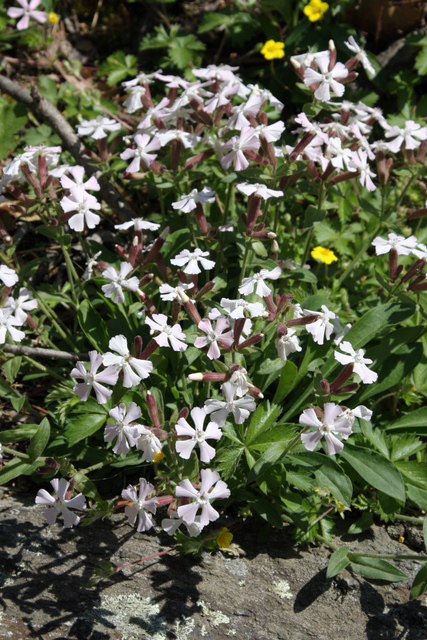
(27, 418, 50, 461)
(347, 512, 374, 535)
(385, 406, 427, 435)
(182, 451, 199, 481)
(245, 402, 281, 445)
(3, 356, 22, 382)
(326, 546, 350, 578)
(314, 464, 352, 507)
(198, 12, 232, 33)
(249, 496, 283, 528)
(415, 47, 427, 75)
(410, 563, 427, 599)
(11, 396, 26, 412)
(247, 440, 289, 483)
(251, 241, 268, 257)
(215, 445, 244, 480)
(73, 471, 102, 501)
(64, 412, 107, 446)
(304, 205, 325, 228)
(0, 424, 38, 444)
(349, 556, 407, 582)
(423, 517, 427, 550)
(407, 484, 427, 510)
(0, 458, 33, 485)
(77, 299, 109, 352)
(273, 361, 298, 404)
(395, 460, 427, 490)
(340, 443, 406, 502)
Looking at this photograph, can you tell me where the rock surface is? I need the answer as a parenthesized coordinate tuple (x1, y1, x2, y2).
(1, 488, 427, 640)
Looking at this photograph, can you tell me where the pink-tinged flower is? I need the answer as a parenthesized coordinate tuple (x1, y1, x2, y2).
(303, 54, 348, 102)
(170, 248, 215, 274)
(121, 479, 158, 532)
(101, 262, 140, 304)
(120, 134, 161, 172)
(338, 405, 373, 427)
(412, 242, 427, 260)
(137, 97, 170, 129)
(275, 329, 301, 362)
(158, 282, 194, 303)
(221, 126, 260, 171)
(228, 94, 263, 130)
(303, 305, 337, 345)
(0, 309, 25, 344)
(372, 233, 417, 256)
(60, 185, 101, 232)
(4, 287, 37, 325)
(344, 36, 375, 76)
(220, 297, 265, 319)
(60, 165, 100, 191)
(172, 187, 215, 213)
(161, 512, 204, 537)
(176, 469, 230, 527)
(123, 86, 147, 113)
(204, 382, 256, 427)
(71, 350, 118, 403)
(76, 116, 121, 140)
(136, 426, 163, 462)
(255, 120, 286, 143)
(228, 367, 255, 397)
(157, 129, 200, 149)
(194, 317, 234, 360)
(175, 407, 222, 463)
(145, 313, 187, 352)
(204, 82, 240, 113)
(350, 150, 377, 192)
(7, 0, 47, 31)
(102, 335, 153, 388)
(115, 218, 160, 232)
(0, 265, 19, 287)
(236, 182, 284, 200)
(35, 478, 86, 528)
(239, 266, 281, 297)
(104, 402, 142, 455)
(384, 120, 427, 153)
(299, 403, 353, 455)
(334, 341, 378, 384)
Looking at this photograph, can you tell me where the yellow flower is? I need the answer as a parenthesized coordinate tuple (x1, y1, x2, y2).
(152, 451, 165, 463)
(311, 246, 338, 265)
(216, 527, 233, 548)
(261, 40, 285, 61)
(48, 12, 60, 23)
(303, 0, 329, 22)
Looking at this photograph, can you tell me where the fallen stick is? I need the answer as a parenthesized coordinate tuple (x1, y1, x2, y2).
(2, 344, 88, 361)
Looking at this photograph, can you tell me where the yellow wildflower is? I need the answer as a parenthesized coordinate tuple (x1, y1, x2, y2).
(261, 40, 285, 61)
(303, 0, 329, 22)
(216, 527, 233, 548)
(311, 246, 338, 265)
(152, 451, 165, 463)
(48, 12, 60, 23)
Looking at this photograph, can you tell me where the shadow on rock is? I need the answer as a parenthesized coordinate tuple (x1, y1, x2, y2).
(293, 567, 331, 612)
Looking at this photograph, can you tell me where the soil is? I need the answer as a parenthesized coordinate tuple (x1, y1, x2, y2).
(1, 487, 427, 640)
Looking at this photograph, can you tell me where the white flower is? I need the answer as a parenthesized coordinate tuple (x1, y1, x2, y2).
(157, 129, 200, 149)
(121, 479, 158, 532)
(0, 265, 19, 287)
(332, 317, 352, 345)
(350, 150, 377, 192)
(104, 402, 142, 455)
(338, 405, 373, 427)
(334, 341, 378, 384)
(120, 134, 160, 172)
(175, 407, 222, 463)
(77, 116, 121, 140)
(412, 243, 427, 260)
(101, 262, 140, 304)
(372, 233, 417, 256)
(194, 317, 234, 360)
(60, 185, 101, 232)
(220, 297, 265, 319)
(145, 313, 187, 352)
(299, 403, 353, 455)
(115, 218, 160, 232)
(71, 350, 119, 404)
(221, 126, 260, 171)
(254, 121, 285, 143)
(35, 478, 86, 528)
(275, 329, 302, 362)
(123, 86, 147, 113)
(7, 0, 47, 31)
(228, 94, 263, 130)
(170, 248, 215, 275)
(303, 54, 349, 102)
(60, 165, 100, 191)
(4, 287, 37, 325)
(204, 382, 256, 427)
(385, 120, 427, 153)
(0, 309, 25, 344)
(344, 36, 375, 76)
(228, 367, 254, 397)
(236, 182, 284, 200)
(82, 251, 102, 281)
(172, 187, 215, 213)
(176, 469, 230, 527)
(304, 305, 337, 345)
(239, 266, 281, 297)
(161, 512, 204, 537)
(158, 282, 194, 303)
(102, 335, 153, 388)
(136, 426, 163, 462)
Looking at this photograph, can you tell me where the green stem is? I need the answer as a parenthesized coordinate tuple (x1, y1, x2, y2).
(316, 534, 338, 551)
(391, 170, 417, 213)
(350, 552, 427, 561)
(78, 462, 106, 475)
(23, 356, 64, 382)
(395, 514, 424, 524)
(336, 225, 382, 287)
(1, 446, 30, 460)
(237, 242, 250, 298)
(33, 293, 76, 350)
(300, 227, 315, 269)
(62, 245, 88, 301)
(224, 182, 235, 222)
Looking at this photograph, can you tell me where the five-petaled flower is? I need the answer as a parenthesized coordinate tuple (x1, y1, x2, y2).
(175, 406, 222, 463)
(145, 313, 188, 352)
(102, 335, 153, 388)
(35, 478, 86, 528)
(311, 246, 338, 265)
(171, 248, 215, 275)
(7, 0, 47, 31)
(334, 341, 378, 384)
(104, 402, 142, 455)
(194, 317, 234, 360)
(303, 0, 329, 22)
(101, 262, 140, 304)
(204, 381, 256, 427)
(71, 350, 119, 404)
(121, 479, 158, 532)
(299, 403, 353, 455)
(176, 469, 230, 527)
(261, 40, 285, 61)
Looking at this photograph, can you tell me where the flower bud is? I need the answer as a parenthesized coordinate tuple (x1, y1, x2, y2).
(235, 333, 263, 351)
(146, 391, 160, 428)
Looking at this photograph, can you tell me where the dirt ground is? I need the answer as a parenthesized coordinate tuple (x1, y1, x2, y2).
(1, 486, 427, 640)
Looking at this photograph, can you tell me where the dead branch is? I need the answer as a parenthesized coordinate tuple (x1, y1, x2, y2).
(2, 344, 88, 361)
